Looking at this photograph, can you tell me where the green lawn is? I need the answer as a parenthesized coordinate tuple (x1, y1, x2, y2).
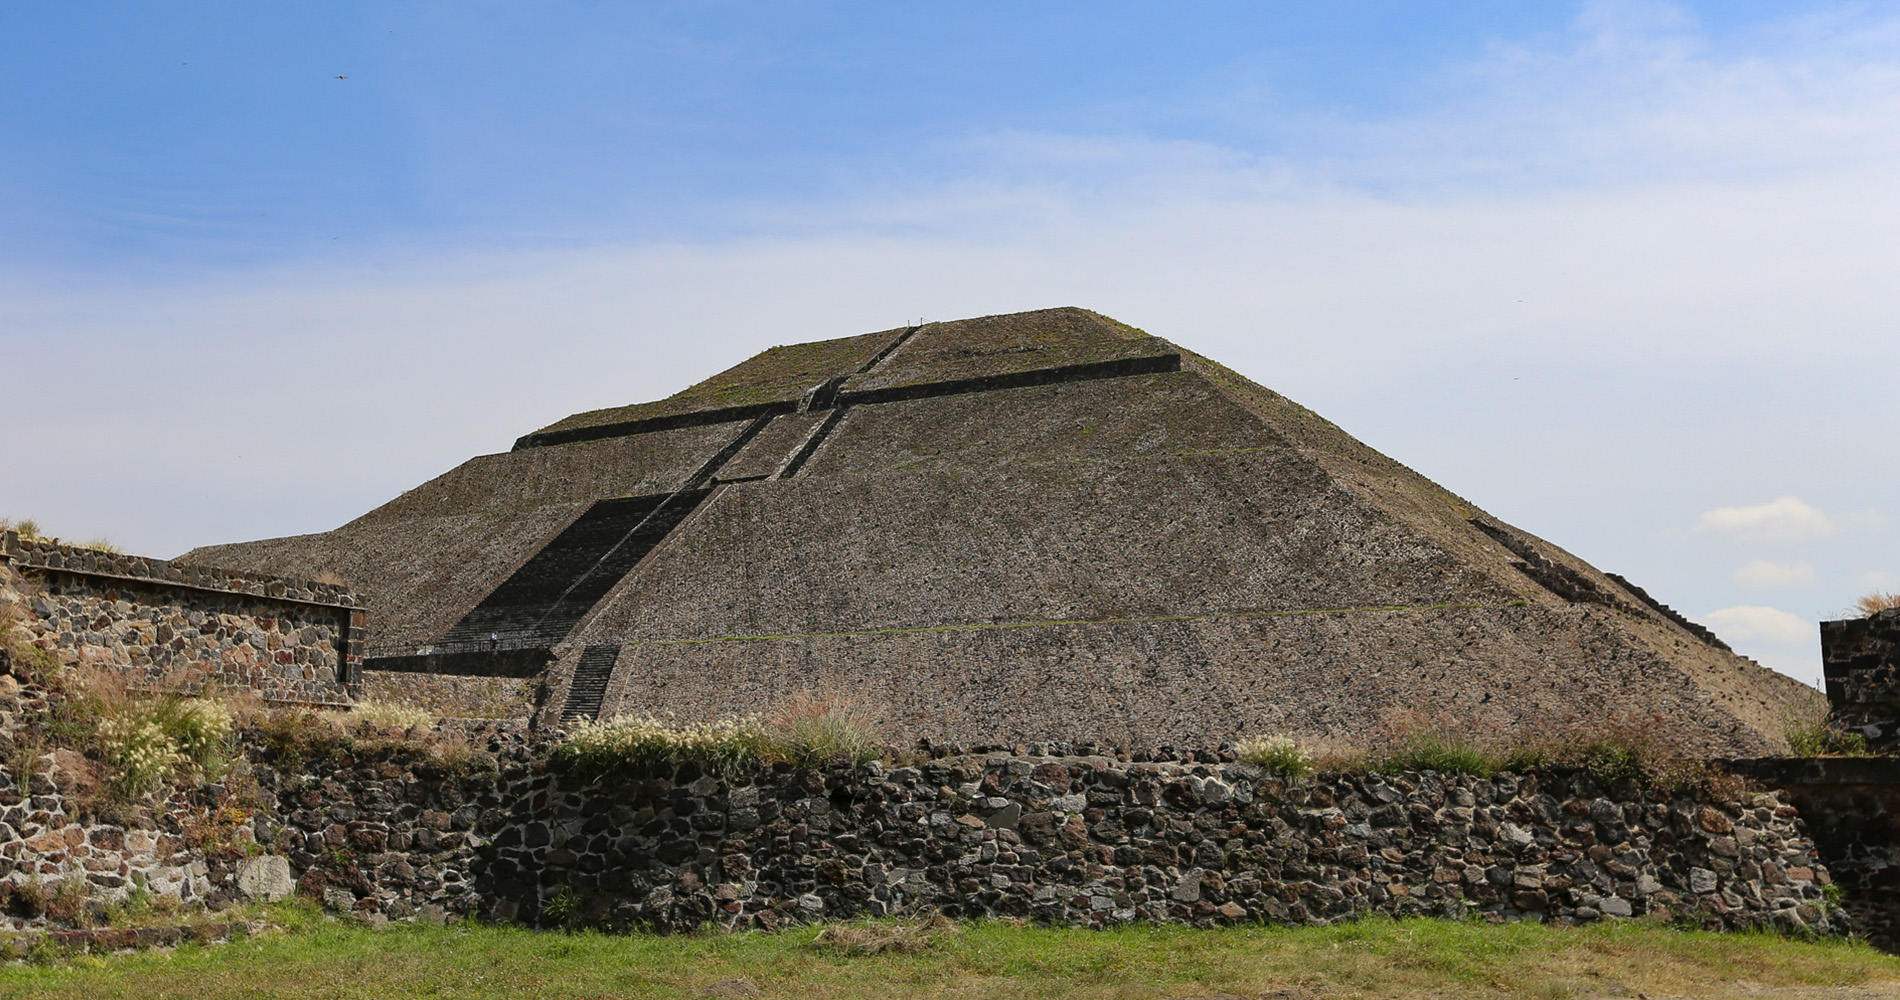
(3, 906, 1896, 1000)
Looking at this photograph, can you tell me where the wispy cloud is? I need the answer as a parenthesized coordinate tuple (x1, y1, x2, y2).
(1695, 497, 1834, 543)
(1693, 497, 1881, 543)
(1703, 605, 1815, 645)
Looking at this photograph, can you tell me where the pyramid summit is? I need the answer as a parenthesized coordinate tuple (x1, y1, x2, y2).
(185, 306, 1810, 753)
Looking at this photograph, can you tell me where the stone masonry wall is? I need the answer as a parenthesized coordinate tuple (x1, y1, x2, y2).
(2, 531, 364, 705)
(258, 742, 1841, 936)
(1823, 609, 1900, 751)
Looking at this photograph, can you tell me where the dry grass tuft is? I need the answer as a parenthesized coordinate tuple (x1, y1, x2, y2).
(763, 690, 886, 767)
(811, 915, 960, 955)
(349, 700, 435, 733)
(1, 516, 44, 541)
(1854, 591, 1900, 617)
(357, 673, 531, 719)
(1333, 709, 1716, 788)
(1, 517, 119, 552)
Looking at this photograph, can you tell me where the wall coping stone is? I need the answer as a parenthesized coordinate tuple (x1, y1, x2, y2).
(1730, 755, 1900, 786)
(2, 529, 359, 610)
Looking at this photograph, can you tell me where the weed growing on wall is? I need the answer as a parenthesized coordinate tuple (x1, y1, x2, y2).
(556, 714, 766, 776)
(180, 797, 263, 862)
(4, 664, 245, 813)
(10, 874, 93, 927)
(1307, 710, 1717, 789)
(236, 702, 488, 778)
(96, 715, 184, 798)
(245, 709, 347, 771)
(1784, 705, 1871, 757)
(1232, 735, 1314, 779)
(1371, 714, 1499, 775)
(160, 697, 235, 774)
(0, 600, 59, 684)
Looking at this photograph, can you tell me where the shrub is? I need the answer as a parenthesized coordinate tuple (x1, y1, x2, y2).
(1234, 734, 1314, 779)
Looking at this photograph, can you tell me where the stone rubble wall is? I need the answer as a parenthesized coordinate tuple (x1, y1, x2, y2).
(0, 665, 301, 930)
(259, 741, 1841, 936)
(1, 531, 364, 705)
(0, 674, 244, 930)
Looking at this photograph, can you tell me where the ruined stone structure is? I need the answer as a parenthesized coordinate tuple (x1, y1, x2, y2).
(1821, 609, 1900, 751)
(2, 530, 363, 705)
(185, 307, 1811, 753)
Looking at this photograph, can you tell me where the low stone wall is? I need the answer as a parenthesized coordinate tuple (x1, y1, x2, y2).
(1, 531, 365, 705)
(0, 920, 251, 957)
(259, 743, 1839, 936)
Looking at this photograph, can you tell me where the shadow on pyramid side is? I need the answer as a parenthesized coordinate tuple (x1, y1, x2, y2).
(183, 307, 1813, 754)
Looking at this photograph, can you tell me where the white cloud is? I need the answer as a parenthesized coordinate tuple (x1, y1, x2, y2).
(1734, 559, 1816, 588)
(1695, 497, 1839, 543)
(1702, 605, 1816, 645)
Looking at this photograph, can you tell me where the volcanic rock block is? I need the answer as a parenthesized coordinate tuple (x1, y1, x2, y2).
(183, 306, 1811, 752)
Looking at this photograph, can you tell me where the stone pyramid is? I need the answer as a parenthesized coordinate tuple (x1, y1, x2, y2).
(185, 307, 1811, 753)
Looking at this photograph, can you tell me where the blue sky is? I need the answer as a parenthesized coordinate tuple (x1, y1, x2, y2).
(4, 1, 1898, 685)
